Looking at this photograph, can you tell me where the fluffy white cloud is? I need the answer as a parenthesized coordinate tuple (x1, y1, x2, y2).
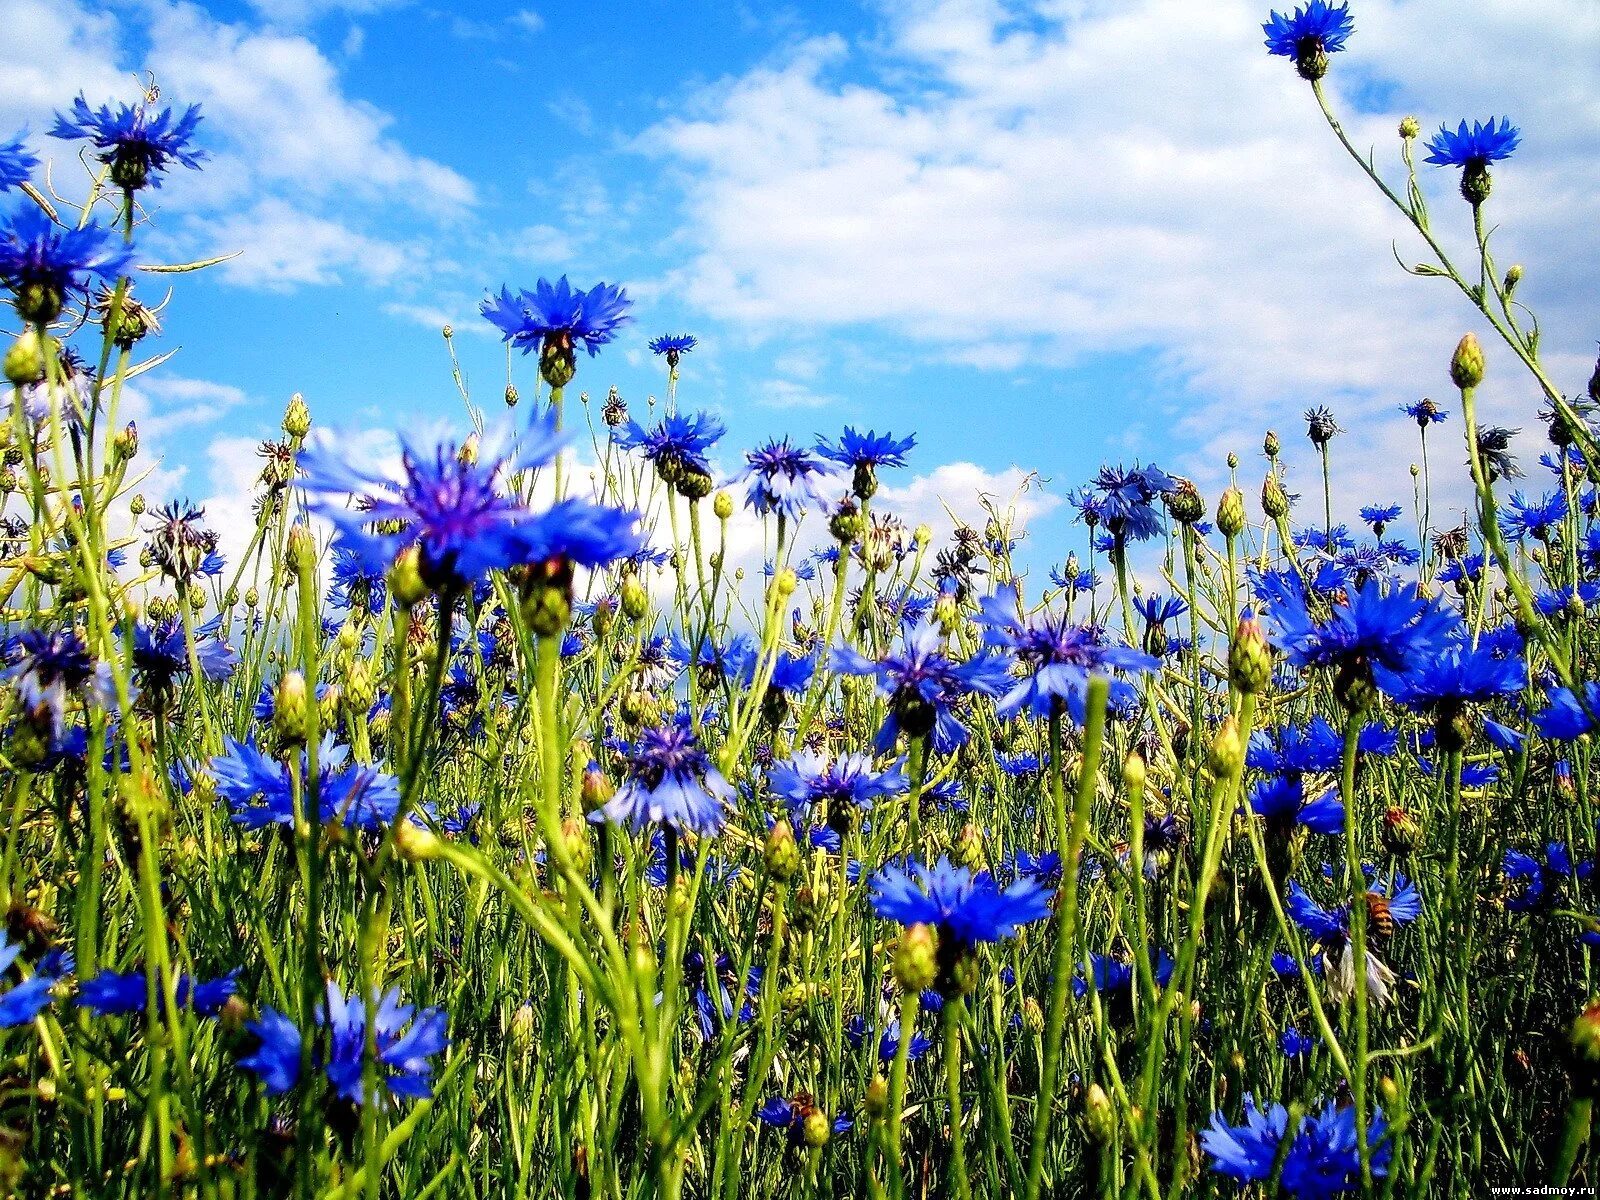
(203, 197, 421, 288)
(646, 0, 1600, 523)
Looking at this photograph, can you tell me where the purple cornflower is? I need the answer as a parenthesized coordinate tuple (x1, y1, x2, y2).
(733, 438, 845, 520)
(51, 95, 205, 190)
(594, 719, 733, 836)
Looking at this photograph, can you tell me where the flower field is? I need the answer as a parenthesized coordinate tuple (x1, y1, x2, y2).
(0, 2, 1597, 1196)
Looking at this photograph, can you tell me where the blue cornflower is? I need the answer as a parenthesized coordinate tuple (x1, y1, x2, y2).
(648, 333, 697, 363)
(300, 408, 571, 592)
(685, 951, 760, 1039)
(0, 208, 134, 324)
(1202, 1096, 1389, 1196)
(1262, 2, 1355, 80)
(973, 583, 1155, 724)
(815, 426, 915, 499)
(77, 968, 237, 1017)
(998, 751, 1042, 777)
(480, 276, 631, 359)
(738, 646, 816, 699)
(769, 751, 907, 823)
(1533, 682, 1600, 740)
(733, 438, 845, 520)
(1074, 949, 1175, 1000)
(1536, 582, 1600, 618)
(1281, 1028, 1317, 1058)
(2, 627, 114, 743)
(616, 409, 726, 488)
(324, 981, 449, 1105)
(51, 95, 205, 190)
(1401, 398, 1448, 426)
(1503, 844, 1572, 912)
(0, 134, 38, 191)
(0, 937, 69, 1027)
(210, 736, 401, 832)
(1089, 463, 1174, 544)
(129, 613, 238, 706)
(328, 545, 387, 616)
(1437, 553, 1485, 588)
(238, 1007, 303, 1094)
(755, 1095, 852, 1146)
(869, 856, 1051, 946)
(1258, 574, 1458, 696)
(1425, 118, 1521, 170)
(1285, 880, 1414, 1007)
(594, 719, 733, 836)
(1360, 504, 1402, 536)
(1377, 637, 1524, 744)
(1249, 776, 1344, 836)
(1501, 490, 1567, 542)
(514, 497, 644, 571)
(1133, 593, 1188, 625)
(846, 1015, 933, 1063)
(833, 619, 1012, 753)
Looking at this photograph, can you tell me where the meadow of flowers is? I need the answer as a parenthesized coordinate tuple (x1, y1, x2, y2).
(0, 2, 1596, 1196)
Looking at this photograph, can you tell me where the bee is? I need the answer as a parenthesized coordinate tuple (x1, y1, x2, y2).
(1364, 892, 1396, 939)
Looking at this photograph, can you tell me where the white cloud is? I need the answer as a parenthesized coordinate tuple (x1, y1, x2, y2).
(513, 10, 544, 35)
(125, 374, 250, 440)
(755, 379, 837, 409)
(203, 197, 421, 288)
(645, 0, 1600, 518)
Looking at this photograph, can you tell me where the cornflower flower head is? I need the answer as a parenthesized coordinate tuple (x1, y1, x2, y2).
(595, 718, 733, 836)
(1248, 776, 1344, 837)
(755, 1095, 852, 1148)
(815, 426, 916, 499)
(0, 134, 38, 191)
(833, 619, 1013, 753)
(328, 544, 387, 618)
(1531, 681, 1600, 741)
(1425, 118, 1520, 203)
(1257, 573, 1459, 707)
(1402, 397, 1448, 427)
(1474, 425, 1522, 482)
(846, 1015, 933, 1063)
(2, 627, 114, 744)
(1502, 844, 1571, 912)
(1303, 406, 1343, 447)
(480, 276, 631, 386)
(1089, 462, 1174, 545)
(1262, 1, 1355, 79)
(1285, 880, 1415, 1007)
(238, 1007, 302, 1094)
(1500, 490, 1567, 543)
(974, 583, 1155, 724)
(0, 937, 70, 1027)
(647, 332, 697, 367)
(1133, 593, 1188, 625)
(615, 409, 725, 490)
(324, 980, 449, 1105)
(0, 208, 134, 324)
(1360, 504, 1402, 536)
(1377, 636, 1525, 750)
(144, 500, 220, 584)
(302, 408, 631, 596)
(210, 736, 401, 833)
(768, 750, 908, 828)
(77, 967, 237, 1018)
(129, 613, 238, 708)
(1202, 1096, 1390, 1196)
(870, 857, 1050, 948)
(684, 951, 760, 1039)
(733, 438, 845, 520)
(50, 95, 205, 190)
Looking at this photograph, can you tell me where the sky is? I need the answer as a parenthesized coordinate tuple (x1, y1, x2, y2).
(4, 0, 1598, 582)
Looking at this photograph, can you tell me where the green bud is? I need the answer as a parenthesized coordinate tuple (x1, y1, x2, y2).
(774, 568, 797, 598)
(763, 819, 801, 882)
(830, 498, 866, 544)
(802, 1109, 831, 1149)
(1381, 807, 1422, 856)
(388, 546, 429, 608)
(1261, 472, 1290, 519)
(111, 422, 139, 464)
(283, 393, 312, 440)
(676, 466, 713, 501)
(1085, 1083, 1115, 1143)
(713, 491, 734, 520)
(560, 816, 592, 873)
(504, 384, 519, 408)
(865, 1076, 889, 1119)
(1263, 430, 1280, 459)
(892, 924, 939, 993)
(581, 762, 613, 814)
(1503, 264, 1523, 296)
(1228, 611, 1273, 695)
(394, 819, 444, 863)
(1207, 716, 1242, 780)
(620, 573, 649, 621)
(1121, 751, 1146, 798)
(1450, 333, 1485, 390)
(1217, 485, 1246, 537)
(1164, 477, 1205, 525)
(954, 822, 984, 870)
(273, 672, 311, 747)
(3, 330, 46, 385)
(1399, 116, 1420, 140)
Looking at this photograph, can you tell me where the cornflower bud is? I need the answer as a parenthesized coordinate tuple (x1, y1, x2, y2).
(1450, 333, 1485, 390)
(1399, 115, 1420, 140)
(892, 924, 939, 993)
(1122, 751, 1146, 797)
(713, 491, 734, 520)
(802, 1110, 831, 1149)
(395, 819, 444, 863)
(283, 393, 311, 440)
(112, 422, 139, 464)
(1264, 430, 1281, 459)
(388, 546, 428, 608)
(1085, 1084, 1115, 1143)
(1207, 716, 1242, 779)
(620, 573, 649, 621)
(1216, 485, 1246, 537)
(273, 672, 310, 747)
(1381, 807, 1422, 856)
(774, 568, 798, 599)
(3, 330, 47, 385)
(763, 820, 801, 881)
(504, 384, 519, 408)
(1261, 472, 1290, 519)
(1228, 610, 1272, 695)
(865, 1076, 889, 1119)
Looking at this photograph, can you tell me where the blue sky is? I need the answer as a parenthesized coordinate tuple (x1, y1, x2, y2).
(5, 0, 1599, 574)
